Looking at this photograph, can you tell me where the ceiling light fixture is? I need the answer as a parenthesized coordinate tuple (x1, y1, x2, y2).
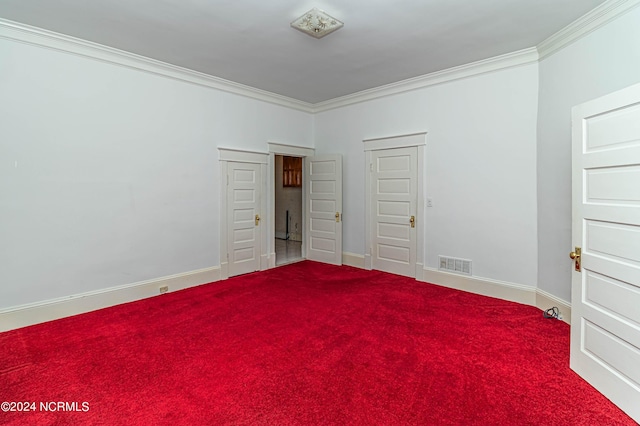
(291, 8, 343, 39)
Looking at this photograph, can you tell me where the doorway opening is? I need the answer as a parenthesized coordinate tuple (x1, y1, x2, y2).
(275, 155, 303, 266)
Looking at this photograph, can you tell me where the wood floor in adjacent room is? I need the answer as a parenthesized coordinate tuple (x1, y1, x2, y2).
(275, 238, 302, 266)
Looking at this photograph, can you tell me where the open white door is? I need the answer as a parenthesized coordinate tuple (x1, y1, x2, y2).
(305, 155, 342, 265)
(570, 82, 640, 423)
(227, 161, 262, 277)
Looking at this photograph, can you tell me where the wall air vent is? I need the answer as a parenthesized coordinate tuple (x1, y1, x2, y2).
(439, 256, 472, 276)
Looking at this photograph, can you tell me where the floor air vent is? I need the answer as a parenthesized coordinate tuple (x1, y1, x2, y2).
(439, 256, 472, 276)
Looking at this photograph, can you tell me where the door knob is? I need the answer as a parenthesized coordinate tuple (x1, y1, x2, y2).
(569, 247, 581, 271)
(255, 214, 260, 226)
(410, 215, 415, 228)
(335, 212, 341, 223)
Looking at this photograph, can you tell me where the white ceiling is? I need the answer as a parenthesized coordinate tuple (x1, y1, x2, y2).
(0, 0, 606, 104)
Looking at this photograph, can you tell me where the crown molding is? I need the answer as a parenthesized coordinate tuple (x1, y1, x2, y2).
(537, 0, 640, 60)
(0, 18, 315, 113)
(2, 0, 636, 114)
(311, 48, 539, 113)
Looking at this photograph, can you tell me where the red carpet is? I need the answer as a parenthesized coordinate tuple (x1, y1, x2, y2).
(0, 261, 635, 425)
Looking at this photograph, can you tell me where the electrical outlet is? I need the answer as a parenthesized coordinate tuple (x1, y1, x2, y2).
(159, 286, 168, 294)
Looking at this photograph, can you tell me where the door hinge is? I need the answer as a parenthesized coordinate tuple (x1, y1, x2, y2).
(370, 163, 373, 172)
(226, 174, 229, 185)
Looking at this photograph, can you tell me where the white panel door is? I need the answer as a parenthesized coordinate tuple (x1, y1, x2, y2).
(227, 162, 261, 277)
(571, 82, 640, 423)
(371, 147, 417, 277)
(305, 155, 342, 265)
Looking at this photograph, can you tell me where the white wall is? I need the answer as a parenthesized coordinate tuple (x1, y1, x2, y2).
(0, 38, 312, 309)
(3, 4, 638, 314)
(314, 64, 540, 287)
(536, 6, 640, 302)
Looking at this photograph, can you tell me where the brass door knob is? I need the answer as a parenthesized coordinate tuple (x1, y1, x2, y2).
(569, 247, 581, 271)
(255, 214, 260, 226)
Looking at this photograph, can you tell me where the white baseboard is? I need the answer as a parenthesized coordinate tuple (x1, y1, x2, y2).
(536, 289, 571, 324)
(0, 266, 220, 332)
(1, 262, 571, 333)
(343, 252, 366, 269)
(421, 267, 537, 306)
(421, 267, 571, 323)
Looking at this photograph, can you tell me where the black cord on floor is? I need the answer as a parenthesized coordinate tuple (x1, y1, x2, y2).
(543, 306, 559, 319)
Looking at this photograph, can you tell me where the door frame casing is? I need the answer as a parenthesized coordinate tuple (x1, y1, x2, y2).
(268, 142, 315, 268)
(218, 148, 269, 280)
(363, 132, 426, 279)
